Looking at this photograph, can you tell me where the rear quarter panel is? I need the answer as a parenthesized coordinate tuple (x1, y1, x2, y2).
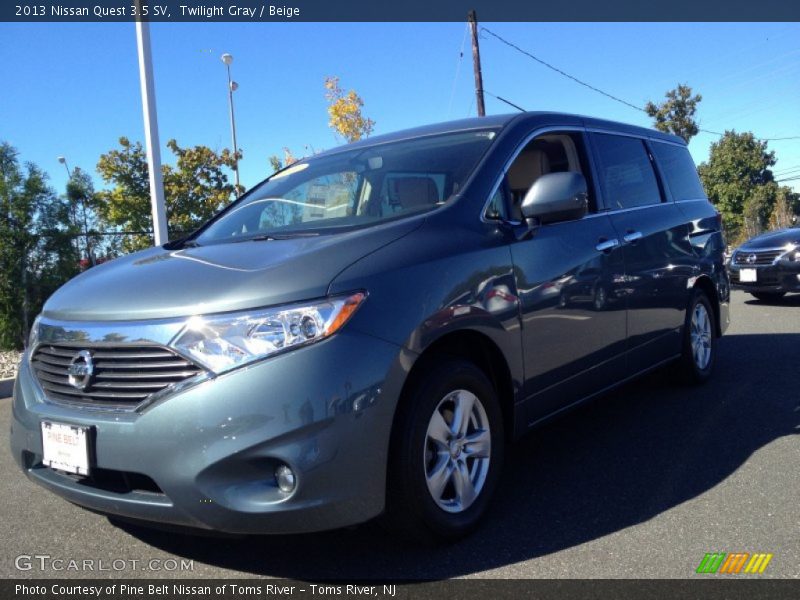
(675, 199, 731, 334)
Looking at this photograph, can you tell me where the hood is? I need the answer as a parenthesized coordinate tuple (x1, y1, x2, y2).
(43, 219, 422, 321)
(739, 228, 800, 250)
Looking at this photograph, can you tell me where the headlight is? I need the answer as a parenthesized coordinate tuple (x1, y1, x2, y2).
(170, 292, 366, 374)
(28, 315, 41, 349)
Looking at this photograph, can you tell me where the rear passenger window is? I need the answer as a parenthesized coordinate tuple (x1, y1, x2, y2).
(650, 142, 706, 201)
(592, 134, 662, 210)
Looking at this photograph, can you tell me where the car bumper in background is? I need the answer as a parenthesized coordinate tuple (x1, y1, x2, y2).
(729, 260, 800, 293)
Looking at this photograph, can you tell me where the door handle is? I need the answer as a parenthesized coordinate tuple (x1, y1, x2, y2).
(623, 231, 643, 244)
(595, 238, 620, 253)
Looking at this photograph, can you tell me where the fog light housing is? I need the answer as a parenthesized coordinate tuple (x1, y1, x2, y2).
(275, 464, 296, 494)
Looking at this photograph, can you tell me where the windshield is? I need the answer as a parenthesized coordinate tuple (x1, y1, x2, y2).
(195, 129, 498, 244)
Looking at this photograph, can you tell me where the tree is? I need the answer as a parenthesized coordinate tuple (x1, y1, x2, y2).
(0, 143, 79, 349)
(96, 137, 239, 252)
(65, 167, 102, 266)
(268, 147, 298, 172)
(698, 131, 777, 242)
(645, 84, 702, 142)
(769, 187, 798, 230)
(324, 76, 375, 143)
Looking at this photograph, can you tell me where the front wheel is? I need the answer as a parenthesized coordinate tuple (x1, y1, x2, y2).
(386, 359, 504, 542)
(677, 290, 717, 384)
(750, 291, 786, 302)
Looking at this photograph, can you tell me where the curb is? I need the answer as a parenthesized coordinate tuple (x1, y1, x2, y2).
(0, 377, 14, 398)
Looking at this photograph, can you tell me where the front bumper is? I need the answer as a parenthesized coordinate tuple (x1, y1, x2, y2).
(10, 330, 407, 534)
(729, 260, 800, 293)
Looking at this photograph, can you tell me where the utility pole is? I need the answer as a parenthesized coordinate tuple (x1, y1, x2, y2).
(468, 10, 486, 117)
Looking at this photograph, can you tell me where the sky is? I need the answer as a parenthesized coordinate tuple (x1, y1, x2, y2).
(1, 22, 799, 195)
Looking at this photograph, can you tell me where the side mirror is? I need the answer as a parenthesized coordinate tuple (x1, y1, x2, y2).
(520, 172, 589, 225)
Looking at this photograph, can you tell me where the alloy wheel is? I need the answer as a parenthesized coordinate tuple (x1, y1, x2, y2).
(424, 389, 491, 513)
(690, 303, 712, 370)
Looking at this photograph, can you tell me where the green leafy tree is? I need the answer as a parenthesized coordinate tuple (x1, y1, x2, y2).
(0, 143, 79, 349)
(645, 84, 702, 142)
(698, 131, 777, 242)
(66, 167, 102, 265)
(96, 137, 239, 252)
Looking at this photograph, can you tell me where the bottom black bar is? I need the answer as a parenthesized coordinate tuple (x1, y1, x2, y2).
(4, 579, 799, 600)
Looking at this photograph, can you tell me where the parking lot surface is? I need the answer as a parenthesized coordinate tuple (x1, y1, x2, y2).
(2, 291, 798, 579)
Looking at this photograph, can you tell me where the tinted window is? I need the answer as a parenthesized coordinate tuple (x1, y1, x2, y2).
(492, 131, 596, 221)
(592, 134, 661, 209)
(196, 130, 497, 244)
(651, 142, 706, 201)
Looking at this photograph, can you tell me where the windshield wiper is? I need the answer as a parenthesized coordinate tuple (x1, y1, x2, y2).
(234, 232, 321, 242)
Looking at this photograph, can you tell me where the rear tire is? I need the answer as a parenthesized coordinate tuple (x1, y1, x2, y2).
(385, 359, 504, 543)
(677, 290, 717, 384)
(750, 292, 786, 302)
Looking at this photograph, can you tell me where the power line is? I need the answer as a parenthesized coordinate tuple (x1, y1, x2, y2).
(446, 23, 470, 119)
(480, 26, 800, 143)
(484, 90, 525, 112)
(480, 26, 646, 113)
(697, 128, 800, 141)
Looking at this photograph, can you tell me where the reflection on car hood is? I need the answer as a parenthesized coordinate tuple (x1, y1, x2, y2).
(43, 219, 422, 321)
(739, 228, 800, 250)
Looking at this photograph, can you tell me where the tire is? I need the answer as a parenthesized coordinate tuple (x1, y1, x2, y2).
(385, 358, 504, 543)
(677, 290, 717, 384)
(750, 292, 786, 302)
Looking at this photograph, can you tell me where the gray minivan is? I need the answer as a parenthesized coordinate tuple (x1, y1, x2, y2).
(11, 112, 729, 540)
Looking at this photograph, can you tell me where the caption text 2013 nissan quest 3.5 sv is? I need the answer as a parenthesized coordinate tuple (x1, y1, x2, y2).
(11, 112, 729, 541)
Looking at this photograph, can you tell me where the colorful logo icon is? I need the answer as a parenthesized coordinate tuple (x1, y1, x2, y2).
(696, 552, 773, 574)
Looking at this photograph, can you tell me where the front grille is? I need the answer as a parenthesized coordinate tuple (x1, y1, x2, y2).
(49, 466, 165, 495)
(733, 249, 783, 265)
(31, 344, 203, 409)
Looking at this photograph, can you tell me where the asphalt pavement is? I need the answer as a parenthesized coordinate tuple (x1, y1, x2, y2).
(1, 290, 798, 580)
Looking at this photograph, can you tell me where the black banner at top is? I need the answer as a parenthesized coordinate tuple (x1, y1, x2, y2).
(3, 0, 800, 22)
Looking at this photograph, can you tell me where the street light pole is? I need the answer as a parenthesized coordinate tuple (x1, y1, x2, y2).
(58, 155, 85, 263)
(221, 53, 241, 196)
(135, 19, 169, 246)
(57, 156, 72, 178)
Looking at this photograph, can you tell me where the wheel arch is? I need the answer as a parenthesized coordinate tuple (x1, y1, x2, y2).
(692, 275, 722, 337)
(391, 329, 516, 447)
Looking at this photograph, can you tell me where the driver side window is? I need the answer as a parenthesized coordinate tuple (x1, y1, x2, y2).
(485, 131, 596, 221)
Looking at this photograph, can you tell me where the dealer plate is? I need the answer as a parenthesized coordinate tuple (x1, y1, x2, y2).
(41, 421, 90, 476)
(739, 268, 757, 283)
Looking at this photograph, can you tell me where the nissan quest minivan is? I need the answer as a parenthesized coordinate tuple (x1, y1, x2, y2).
(11, 112, 729, 540)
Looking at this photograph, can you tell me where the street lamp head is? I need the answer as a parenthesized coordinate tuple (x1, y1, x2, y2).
(221, 53, 233, 65)
(230, 81, 239, 92)
(57, 156, 66, 164)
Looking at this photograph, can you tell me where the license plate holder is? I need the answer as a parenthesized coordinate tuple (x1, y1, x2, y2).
(739, 268, 757, 283)
(41, 421, 91, 476)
